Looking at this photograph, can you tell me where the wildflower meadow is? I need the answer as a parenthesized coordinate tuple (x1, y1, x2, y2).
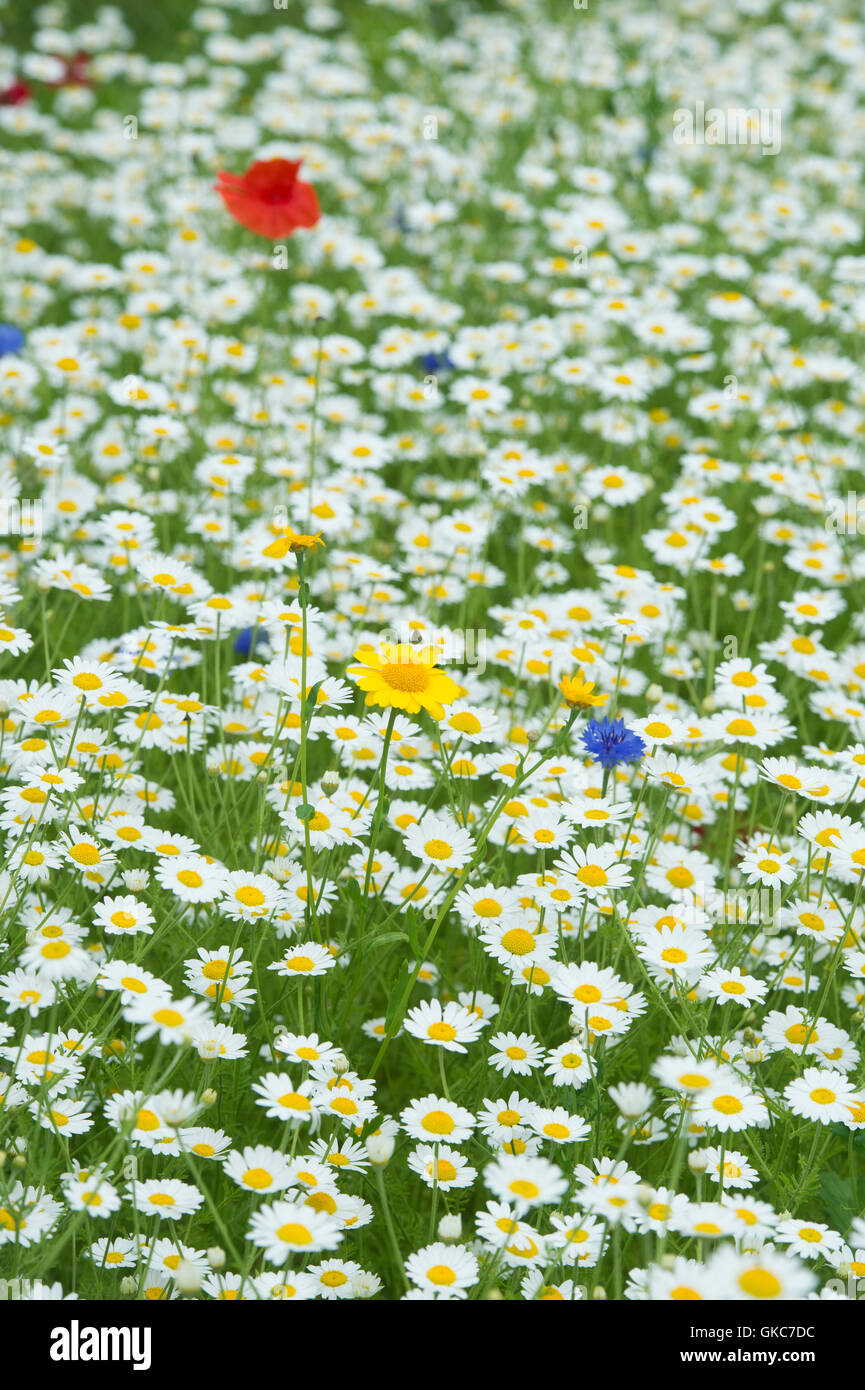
(3, 0, 865, 1332)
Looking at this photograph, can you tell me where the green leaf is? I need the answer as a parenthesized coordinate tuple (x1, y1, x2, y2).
(301, 679, 324, 721)
(819, 1171, 859, 1231)
(385, 961, 412, 1034)
(405, 907, 424, 957)
(367, 931, 409, 951)
(344, 879, 362, 907)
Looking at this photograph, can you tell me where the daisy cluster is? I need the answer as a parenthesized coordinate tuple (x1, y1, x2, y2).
(2, 0, 865, 1302)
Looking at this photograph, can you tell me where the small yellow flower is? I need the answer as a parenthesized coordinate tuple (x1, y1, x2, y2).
(262, 528, 325, 559)
(558, 670, 608, 710)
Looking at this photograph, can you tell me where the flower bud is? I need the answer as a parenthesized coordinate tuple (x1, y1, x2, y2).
(366, 1134, 395, 1166)
(175, 1260, 203, 1295)
(688, 1150, 708, 1175)
(322, 770, 340, 795)
(120, 1277, 138, 1297)
(207, 1247, 226, 1270)
(438, 1213, 462, 1241)
(200, 1088, 218, 1107)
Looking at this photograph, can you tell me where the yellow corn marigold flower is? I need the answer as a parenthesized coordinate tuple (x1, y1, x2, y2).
(558, 670, 608, 710)
(262, 528, 325, 559)
(347, 642, 461, 720)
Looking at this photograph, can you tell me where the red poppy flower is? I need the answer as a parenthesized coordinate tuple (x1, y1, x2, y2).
(214, 158, 321, 239)
(0, 80, 31, 106)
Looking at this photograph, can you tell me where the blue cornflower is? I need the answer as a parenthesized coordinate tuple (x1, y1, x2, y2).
(233, 626, 271, 658)
(418, 350, 455, 374)
(0, 324, 24, 357)
(581, 716, 646, 768)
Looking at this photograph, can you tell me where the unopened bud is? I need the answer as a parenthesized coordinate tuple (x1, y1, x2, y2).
(120, 1276, 138, 1297)
(438, 1213, 462, 1241)
(207, 1246, 226, 1270)
(636, 1184, 654, 1209)
(485, 1288, 504, 1300)
(592, 1285, 607, 1300)
(645, 683, 663, 705)
(175, 1260, 203, 1295)
(688, 1150, 708, 1175)
(200, 1088, 218, 1107)
(12, 1154, 26, 1170)
(701, 694, 717, 713)
(322, 770, 340, 795)
(366, 1134, 395, 1166)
